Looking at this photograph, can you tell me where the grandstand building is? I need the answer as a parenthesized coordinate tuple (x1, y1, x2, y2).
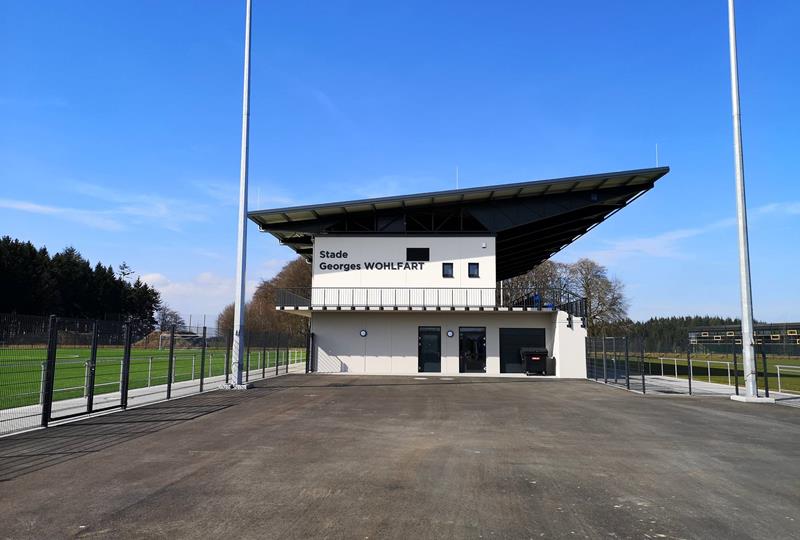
(249, 167, 669, 376)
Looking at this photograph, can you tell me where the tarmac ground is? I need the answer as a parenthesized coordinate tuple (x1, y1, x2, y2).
(1, 374, 798, 539)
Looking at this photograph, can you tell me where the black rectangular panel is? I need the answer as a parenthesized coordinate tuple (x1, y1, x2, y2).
(499, 328, 546, 373)
(406, 248, 430, 261)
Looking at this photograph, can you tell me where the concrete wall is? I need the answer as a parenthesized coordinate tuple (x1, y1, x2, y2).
(312, 311, 587, 377)
(312, 236, 496, 289)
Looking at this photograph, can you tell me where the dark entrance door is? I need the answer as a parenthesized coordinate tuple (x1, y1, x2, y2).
(459, 327, 486, 373)
(499, 328, 546, 373)
(418, 327, 441, 372)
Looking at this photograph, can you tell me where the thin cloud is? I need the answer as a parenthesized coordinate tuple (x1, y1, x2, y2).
(575, 200, 798, 264)
(71, 181, 210, 231)
(0, 198, 124, 231)
(195, 180, 295, 209)
(350, 174, 447, 199)
(754, 201, 800, 216)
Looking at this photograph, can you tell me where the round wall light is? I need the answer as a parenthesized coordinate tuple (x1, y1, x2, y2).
(360, 329, 368, 337)
(447, 330, 454, 338)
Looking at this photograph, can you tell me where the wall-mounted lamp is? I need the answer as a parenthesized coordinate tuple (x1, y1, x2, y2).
(447, 330, 454, 338)
(360, 329, 368, 337)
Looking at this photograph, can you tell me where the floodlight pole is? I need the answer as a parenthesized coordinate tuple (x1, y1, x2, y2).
(230, 0, 253, 388)
(727, 0, 757, 399)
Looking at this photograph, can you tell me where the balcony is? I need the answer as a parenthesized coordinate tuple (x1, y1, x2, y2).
(275, 287, 586, 318)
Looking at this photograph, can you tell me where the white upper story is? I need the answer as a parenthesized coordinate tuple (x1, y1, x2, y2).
(311, 235, 496, 289)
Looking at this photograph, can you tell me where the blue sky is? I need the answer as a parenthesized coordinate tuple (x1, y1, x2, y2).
(1, 1, 798, 322)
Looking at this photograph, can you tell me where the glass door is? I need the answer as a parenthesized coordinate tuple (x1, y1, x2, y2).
(418, 327, 441, 372)
(459, 327, 486, 373)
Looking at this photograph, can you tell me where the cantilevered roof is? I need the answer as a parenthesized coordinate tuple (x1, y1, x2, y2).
(249, 166, 670, 281)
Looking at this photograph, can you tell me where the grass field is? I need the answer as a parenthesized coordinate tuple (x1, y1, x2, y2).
(634, 352, 800, 394)
(0, 346, 307, 410)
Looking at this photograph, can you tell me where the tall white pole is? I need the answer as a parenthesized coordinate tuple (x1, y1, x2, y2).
(727, 0, 757, 398)
(231, 0, 253, 387)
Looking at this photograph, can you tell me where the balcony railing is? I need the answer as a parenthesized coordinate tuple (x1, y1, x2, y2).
(276, 287, 586, 318)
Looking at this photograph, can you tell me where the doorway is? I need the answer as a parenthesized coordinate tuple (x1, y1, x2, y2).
(418, 327, 441, 372)
(459, 327, 486, 373)
(499, 328, 546, 373)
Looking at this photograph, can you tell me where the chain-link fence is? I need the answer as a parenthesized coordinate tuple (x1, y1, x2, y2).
(0, 313, 310, 436)
(587, 335, 800, 400)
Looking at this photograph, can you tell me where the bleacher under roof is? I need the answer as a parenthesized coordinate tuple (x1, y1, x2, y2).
(249, 166, 670, 281)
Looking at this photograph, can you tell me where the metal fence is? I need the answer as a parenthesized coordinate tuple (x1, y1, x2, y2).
(0, 313, 310, 436)
(587, 335, 800, 399)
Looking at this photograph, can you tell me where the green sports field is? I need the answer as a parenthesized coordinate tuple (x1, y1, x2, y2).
(0, 346, 306, 410)
(640, 352, 800, 394)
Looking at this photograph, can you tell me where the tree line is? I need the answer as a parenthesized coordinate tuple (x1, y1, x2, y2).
(0, 236, 161, 329)
(217, 257, 310, 340)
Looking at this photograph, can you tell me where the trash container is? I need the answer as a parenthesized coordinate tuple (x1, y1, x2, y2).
(521, 347, 549, 375)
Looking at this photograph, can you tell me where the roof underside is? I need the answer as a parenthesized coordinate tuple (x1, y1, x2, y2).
(249, 167, 670, 281)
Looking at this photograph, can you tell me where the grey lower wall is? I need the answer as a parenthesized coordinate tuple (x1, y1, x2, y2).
(311, 311, 587, 377)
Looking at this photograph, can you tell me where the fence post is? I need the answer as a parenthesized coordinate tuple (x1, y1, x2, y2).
(262, 344, 267, 378)
(624, 337, 630, 390)
(39, 361, 46, 405)
(760, 346, 770, 398)
(275, 341, 280, 376)
(305, 331, 312, 374)
(40, 315, 58, 428)
(602, 337, 607, 384)
(640, 340, 646, 394)
(86, 321, 99, 414)
(687, 345, 693, 396)
(612, 338, 618, 384)
(286, 339, 290, 374)
(199, 326, 207, 392)
(166, 325, 176, 399)
(225, 337, 230, 384)
(120, 321, 132, 409)
(246, 346, 250, 382)
(148, 356, 152, 386)
(733, 343, 739, 395)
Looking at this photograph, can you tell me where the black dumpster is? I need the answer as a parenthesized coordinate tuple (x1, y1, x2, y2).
(521, 347, 550, 375)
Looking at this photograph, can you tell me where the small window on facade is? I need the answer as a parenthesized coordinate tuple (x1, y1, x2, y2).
(406, 247, 430, 261)
(468, 262, 480, 278)
(442, 262, 454, 278)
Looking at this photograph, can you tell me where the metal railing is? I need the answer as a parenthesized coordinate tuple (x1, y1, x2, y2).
(776, 365, 800, 395)
(0, 313, 311, 436)
(587, 336, 800, 398)
(276, 286, 586, 318)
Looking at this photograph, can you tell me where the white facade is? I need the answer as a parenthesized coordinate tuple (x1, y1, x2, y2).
(311, 311, 587, 377)
(296, 234, 587, 378)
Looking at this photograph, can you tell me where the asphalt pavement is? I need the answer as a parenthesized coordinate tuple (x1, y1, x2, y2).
(1, 375, 798, 539)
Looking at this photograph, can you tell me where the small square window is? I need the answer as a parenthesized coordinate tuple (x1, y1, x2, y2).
(468, 262, 479, 278)
(406, 248, 429, 262)
(442, 262, 454, 278)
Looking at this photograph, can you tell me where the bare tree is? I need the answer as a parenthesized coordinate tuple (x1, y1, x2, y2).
(569, 258, 628, 335)
(157, 303, 185, 331)
(502, 258, 628, 335)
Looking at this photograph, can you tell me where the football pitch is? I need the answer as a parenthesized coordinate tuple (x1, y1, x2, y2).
(0, 346, 306, 410)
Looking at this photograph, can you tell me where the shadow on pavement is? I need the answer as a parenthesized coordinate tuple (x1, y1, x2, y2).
(0, 387, 276, 482)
